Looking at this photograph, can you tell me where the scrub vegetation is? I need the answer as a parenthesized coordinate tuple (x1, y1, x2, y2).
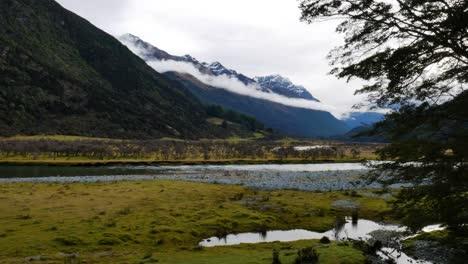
(0, 136, 382, 165)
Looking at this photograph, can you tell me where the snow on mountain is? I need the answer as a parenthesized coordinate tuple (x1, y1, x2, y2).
(119, 33, 176, 61)
(118, 34, 318, 98)
(254, 75, 319, 101)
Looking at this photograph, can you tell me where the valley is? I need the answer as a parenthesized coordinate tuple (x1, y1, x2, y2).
(0, 0, 466, 263)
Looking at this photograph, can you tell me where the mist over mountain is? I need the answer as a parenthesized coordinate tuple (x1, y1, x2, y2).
(119, 34, 351, 138)
(165, 72, 349, 138)
(343, 112, 385, 129)
(119, 34, 326, 104)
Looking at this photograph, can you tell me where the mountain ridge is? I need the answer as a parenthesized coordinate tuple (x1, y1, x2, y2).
(0, 0, 235, 139)
(254, 75, 319, 101)
(119, 34, 317, 100)
(118, 34, 350, 137)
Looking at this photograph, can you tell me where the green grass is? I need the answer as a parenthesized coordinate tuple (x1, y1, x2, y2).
(0, 180, 392, 263)
(151, 241, 366, 264)
(222, 132, 265, 142)
(403, 230, 468, 252)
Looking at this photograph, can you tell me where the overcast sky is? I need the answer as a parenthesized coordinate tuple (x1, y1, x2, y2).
(56, 0, 369, 115)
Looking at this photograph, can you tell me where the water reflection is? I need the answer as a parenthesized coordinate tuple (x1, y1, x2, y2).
(333, 216, 347, 240)
(199, 217, 436, 264)
(351, 211, 359, 226)
(199, 217, 404, 247)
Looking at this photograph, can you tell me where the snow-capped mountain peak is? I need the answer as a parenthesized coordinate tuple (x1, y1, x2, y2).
(208, 61, 236, 76)
(254, 75, 319, 102)
(118, 33, 318, 100)
(118, 34, 174, 61)
(183, 54, 199, 63)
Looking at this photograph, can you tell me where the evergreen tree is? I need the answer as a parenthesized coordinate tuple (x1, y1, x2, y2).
(300, 0, 467, 231)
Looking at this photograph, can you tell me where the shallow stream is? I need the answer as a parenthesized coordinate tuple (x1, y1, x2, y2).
(199, 217, 442, 264)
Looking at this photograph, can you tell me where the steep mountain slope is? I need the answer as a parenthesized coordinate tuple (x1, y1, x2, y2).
(0, 0, 217, 139)
(343, 112, 385, 129)
(119, 34, 349, 138)
(120, 34, 273, 91)
(165, 72, 349, 138)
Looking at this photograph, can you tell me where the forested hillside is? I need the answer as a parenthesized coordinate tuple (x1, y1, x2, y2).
(0, 0, 219, 139)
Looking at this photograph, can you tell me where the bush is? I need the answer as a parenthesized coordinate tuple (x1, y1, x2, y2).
(192, 245, 204, 251)
(117, 207, 132, 215)
(272, 249, 281, 264)
(295, 247, 318, 264)
(97, 237, 121, 246)
(316, 208, 326, 217)
(53, 236, 84, 246)
(352, 240, 375, 254)
(319, 236, 330, 244)
(16, 214, 32, 220)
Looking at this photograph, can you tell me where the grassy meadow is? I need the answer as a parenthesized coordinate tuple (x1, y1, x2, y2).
(0, 180, 393, 263)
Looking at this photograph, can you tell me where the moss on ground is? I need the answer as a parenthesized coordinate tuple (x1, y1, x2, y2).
(403, 230, 468, 253)
(0, 180, 391, 263)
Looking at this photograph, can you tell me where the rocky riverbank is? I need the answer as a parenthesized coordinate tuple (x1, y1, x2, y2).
(0, 168, 410, 191)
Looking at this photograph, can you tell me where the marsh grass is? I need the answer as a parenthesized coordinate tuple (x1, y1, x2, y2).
(0, 180, 391, 263)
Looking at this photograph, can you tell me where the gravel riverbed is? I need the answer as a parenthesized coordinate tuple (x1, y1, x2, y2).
(0, 168, 409, 191)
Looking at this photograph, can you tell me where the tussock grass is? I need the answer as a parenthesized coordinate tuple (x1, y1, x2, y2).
(0, 180, 391, 263)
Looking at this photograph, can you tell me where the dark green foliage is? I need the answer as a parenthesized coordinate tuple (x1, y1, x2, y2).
(352, 240, 374, 255)
(97, 237, 121, 246)
(370, 93, 468, 231)
(0, 0, 217, 139)
(352, 239, 385, 256)
(206, 105, 265, 131)
(53, 236, 84, 246)
(300, 0, 468, 108)
(300, 0, 468, 232)
(330, 125, 389, 143)
(272, 249, 281, 264)
(294, 247, 318, 264)
(319, 236, 330, 244)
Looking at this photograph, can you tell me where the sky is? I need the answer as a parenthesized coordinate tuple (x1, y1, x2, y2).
(56, 0, 370, 117)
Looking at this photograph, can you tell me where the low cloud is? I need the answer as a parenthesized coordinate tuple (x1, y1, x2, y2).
(147, 59, 351, 118)
(120, 37, 385, 119)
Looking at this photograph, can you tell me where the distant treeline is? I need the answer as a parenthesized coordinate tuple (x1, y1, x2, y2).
(0, 139, 379, 161)
(206, 105, 269, 132)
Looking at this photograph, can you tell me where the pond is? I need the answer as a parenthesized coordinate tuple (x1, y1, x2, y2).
(199, 217, 441, 264)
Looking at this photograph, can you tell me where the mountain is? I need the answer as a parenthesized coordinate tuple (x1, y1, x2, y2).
(165, 72, 349, 138)
(330, 125, 388, 142)
(254, 75, 319, 101)
(120, 34, 320, 98)
(0, 0, 230, 139)
(342, 112, 385, 129)
(120, 34, 272, 90)
(119, 34, 350, 138)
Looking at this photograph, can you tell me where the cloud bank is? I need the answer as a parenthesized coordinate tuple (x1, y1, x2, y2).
(119, 38, 388, 119)
(146, 59, 349, 117)
(57, 0, 389, 118)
